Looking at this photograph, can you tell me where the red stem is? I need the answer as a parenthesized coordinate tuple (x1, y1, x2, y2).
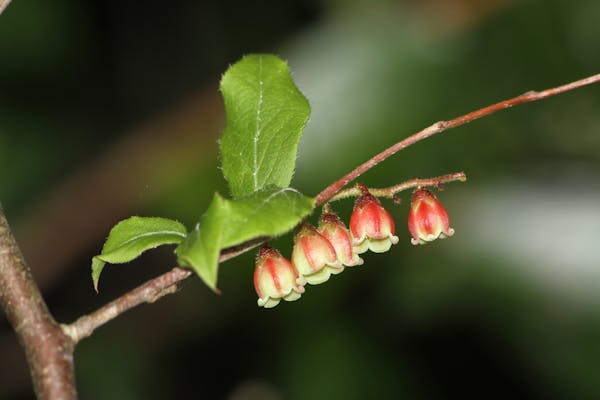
(315, 73, 600, 206)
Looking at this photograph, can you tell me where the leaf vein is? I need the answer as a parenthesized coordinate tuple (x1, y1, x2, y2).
(253, 56, 264, 191)
(106, 230, 187, 253)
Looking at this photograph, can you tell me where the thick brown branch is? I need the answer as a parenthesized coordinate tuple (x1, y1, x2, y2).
(0, 0, 12, 15)
(0, 206, 77, 399)
(315, 73, 600, 205)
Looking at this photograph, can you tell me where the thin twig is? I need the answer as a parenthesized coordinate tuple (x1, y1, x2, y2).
(63, 72, 600, 344)
(63, 267, 192, 343)
(0, 206, 77, 399)
(315, 73, 600, 206)
(63, 239, 262, 343)
(329, 172, 467, 202)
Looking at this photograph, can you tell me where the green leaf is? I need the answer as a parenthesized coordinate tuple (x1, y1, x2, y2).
(175, 187, 315, 290)
(92, 217, 187, 292)
(91, 257, 107, 293)
(175, 194, 227, 292)
(220, 187, 315, 248)
(220, 54, 311, 198)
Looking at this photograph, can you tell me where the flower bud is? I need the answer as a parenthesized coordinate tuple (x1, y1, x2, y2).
(408, 188, 454, 245)
(292, 222, 343, 285)
(318, 207, 363, 267)
(349, 185, 399, 254)
(254, 245, 305, 308)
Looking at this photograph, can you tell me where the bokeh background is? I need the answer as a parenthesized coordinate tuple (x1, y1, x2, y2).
(2, 0, 600, 398)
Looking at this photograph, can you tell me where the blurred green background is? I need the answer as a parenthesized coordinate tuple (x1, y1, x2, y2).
(2, 0, 600, 398)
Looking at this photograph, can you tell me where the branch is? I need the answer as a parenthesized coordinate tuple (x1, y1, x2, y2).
(64, 72, 600, 344)
(63, 239, 262, 343)
(328, 172, 467, 202)
(0, 206, 77, 399)
(315, 73, 600, 206)
(63, 267, 192, 343)
(0, 0, 12, 15)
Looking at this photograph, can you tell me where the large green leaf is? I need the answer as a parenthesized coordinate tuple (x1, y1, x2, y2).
(176, 187, 315, 290)
(220, 54, 311, 198)
(92, 217, 187, 292)
(220, 187, 315, 248)
(175, 194, 227, 292)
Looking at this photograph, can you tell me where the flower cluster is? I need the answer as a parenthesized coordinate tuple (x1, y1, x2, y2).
(253, 185, 453, 308)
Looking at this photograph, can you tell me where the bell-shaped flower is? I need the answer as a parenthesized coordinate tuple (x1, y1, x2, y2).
(292, 222, 343, 285)
(408, 188, 454, 245)
(349, 185, 399, 254)
(254, 245, 305, 308)
(318, 206, 363, 267)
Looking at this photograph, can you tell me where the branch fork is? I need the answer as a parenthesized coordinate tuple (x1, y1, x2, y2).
(1, 71, 599, 398)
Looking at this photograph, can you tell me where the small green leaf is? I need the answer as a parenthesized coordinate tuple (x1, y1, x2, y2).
(175, 194, 227, 292)
(220, 54, 311, 198)
(91, 257, 107, 293)
(175, 187, 315, 291)
(221, 187, 315, 248)
(92, 217, 187, 292)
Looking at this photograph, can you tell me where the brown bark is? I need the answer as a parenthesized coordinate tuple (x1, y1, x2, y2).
(0, 206, 77, 399)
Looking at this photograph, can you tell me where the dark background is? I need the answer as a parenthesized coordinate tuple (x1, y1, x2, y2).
(1, 0, 600, 398)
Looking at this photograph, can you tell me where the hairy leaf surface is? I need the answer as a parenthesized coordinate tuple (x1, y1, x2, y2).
(220, 54, 310, 198)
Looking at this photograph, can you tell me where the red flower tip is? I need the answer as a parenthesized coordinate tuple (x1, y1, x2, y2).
(292, 222, 343, 285)
(349, 188, 399, 254)
(407, 188, 454, 245)
(254, 245, 305, 308)
(318, 208, 363, 267)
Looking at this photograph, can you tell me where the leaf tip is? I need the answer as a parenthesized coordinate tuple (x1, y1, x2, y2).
(91, 256, 105, 293)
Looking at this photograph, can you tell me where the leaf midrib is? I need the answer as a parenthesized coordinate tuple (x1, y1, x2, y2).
(253, 56, 264, 191)
(104, 230, 187, 254)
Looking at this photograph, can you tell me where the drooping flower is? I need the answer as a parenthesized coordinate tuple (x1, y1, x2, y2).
(254, 245, 305, 308)
(408, 188, 454, 245)
(349, 184, 399, 254)
(292, 222, 343, 285)
(318, 206, 363, 267)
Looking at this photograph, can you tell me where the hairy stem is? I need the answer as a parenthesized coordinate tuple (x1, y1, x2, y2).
(329, 172, 466, 202)
(315, 73, 600, 206)
(0, 206, 77, 399)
